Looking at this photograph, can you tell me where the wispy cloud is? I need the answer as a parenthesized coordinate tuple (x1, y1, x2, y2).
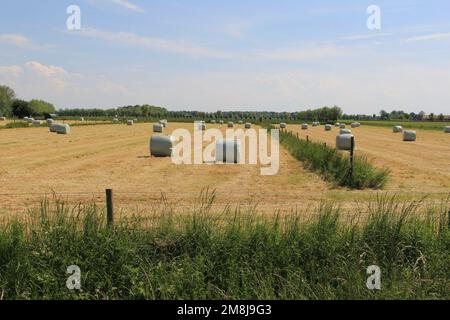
(110, 0, 144, 13)
(0, 34, 33, 47)
(341, 33, 392, 41)
(402, 32, 450, 42)
(69, 28, 232, 58)
(0, 65, 23, 77)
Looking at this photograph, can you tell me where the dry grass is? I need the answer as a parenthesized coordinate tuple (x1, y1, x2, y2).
(1, 123, 449, 216)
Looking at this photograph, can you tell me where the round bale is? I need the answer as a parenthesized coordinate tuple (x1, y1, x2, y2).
(325, 124, 332, 131)
(159, 119, 168, 128)
(0, 117, 6, 121)
(444, 126, 450, 133)
(336, 134, 355, 151)
(150, 135, 175, 157)
(127, 120, 134, 126)
(339, 123, 346, 129)
(211, 120, 216, 124)
(312, 122, 320, 127)
(219, 120, 224, 125)
(301, 123, 309, 130)
(153, 123, 164, 133)
(32, 120, 43, 127)
(50, 123, 70, 134)
(227, 122, 234, 128)
(280, 123, 287, 129)
(238, 120, 244, 125)
(46, 119, 54, 126)
(403, 130, 416, 142)
(335, 123, 340, 127)
(340, 129, 352, 134)
(245, 123, 252, 129)
(393, 125, 403, 133)
(215, 139, 241, 164)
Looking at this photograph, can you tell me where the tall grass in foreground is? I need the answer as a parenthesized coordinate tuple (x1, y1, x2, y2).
(0, 194, 448, 300)
(279, 130, 389, 189)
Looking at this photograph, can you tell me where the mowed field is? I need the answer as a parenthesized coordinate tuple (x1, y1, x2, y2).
(1, 122, 449, 217)
(285, 124, 450, 195)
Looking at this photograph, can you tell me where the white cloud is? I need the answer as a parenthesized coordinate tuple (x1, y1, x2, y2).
(402, 32, 450, 42)
(0, 65, 23, 77)
(110, 0, 144, 13)
(25, 61, 67, 77)
(70, 28, 233, 58)
(0, 34, 33, 47)
(341, 33, 392, 41)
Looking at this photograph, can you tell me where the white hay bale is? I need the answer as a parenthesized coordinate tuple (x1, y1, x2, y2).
(280, 123, 287, 129)
(50, 123, 70, 134)
(215, 139, 241, 164)
(211, 120, 216, 124)
(26, 118, 34, 124)
(150, 135, 175, 157)
(339, 123, 346, 129)
(219, 120, 224, 124)
(198, 123, 206, 131)
(80, 117, 84, 121)
(340, 129, 352, 134)
(46, 119, 54, 126)
(301, 123, 309, 130)
(159, 119, 168, 127)
(312, 122, 320, 127)
(325, 124, 332, 131)
(351, 122, 360, 128)
(227, 122, 234, 128)
(245, 123, 252, 129)
(23, 117, 29, 121)
(113, 118, 119, 122)
(335, 123, 340, 127)
(153, 123, 164, 133)
(0, 117, 6, 121)
(32, 120, 43, 127)
(393, 125, 403, 133)
(238, 120, 244, 125)
(403, 130, 416, 141)
(336, 134, 355, 151)
(127, 120, 134, 126)
(443, 126, 450, 133)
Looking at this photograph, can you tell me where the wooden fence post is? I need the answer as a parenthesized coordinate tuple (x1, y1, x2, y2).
(106, 189, 114, 227)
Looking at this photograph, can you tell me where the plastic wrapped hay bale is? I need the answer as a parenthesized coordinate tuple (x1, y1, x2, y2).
(403, 130, 416, 141)
(215, 139, 241, 164)
(393, 125, 403, 133)
(336, 134, 355, 151)
(153, 123, 164, 133)
(150, 135, 175, 157)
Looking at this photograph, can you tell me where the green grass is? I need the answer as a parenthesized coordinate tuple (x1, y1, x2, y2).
(278, 129, 389, 189)
(339, 120, 450, 131)
(0, 193, 448, 300)
(0, 121, 29, 130)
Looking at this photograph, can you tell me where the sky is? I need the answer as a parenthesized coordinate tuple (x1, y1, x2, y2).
(1, 0, 450, 114)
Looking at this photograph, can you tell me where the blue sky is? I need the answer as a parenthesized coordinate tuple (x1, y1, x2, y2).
(1, 0, 450, 114)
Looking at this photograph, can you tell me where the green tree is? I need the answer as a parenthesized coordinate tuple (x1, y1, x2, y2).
(12, 100, 33, 118)
(0, 85, 16, 117)
(28, 99, 56, 116)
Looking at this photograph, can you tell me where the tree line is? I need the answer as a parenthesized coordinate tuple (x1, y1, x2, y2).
(0, 85, 56, 118)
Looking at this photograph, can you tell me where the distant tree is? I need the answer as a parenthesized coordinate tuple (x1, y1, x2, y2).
(380, 110, 389, 120)
(438, 113, 445, 121)
(12, 100, 33, 118)
(429, 113, 435, 122)
(418, 111, 426, 121)
(0, 85, 16, 117)
(28, 99, 56, 116)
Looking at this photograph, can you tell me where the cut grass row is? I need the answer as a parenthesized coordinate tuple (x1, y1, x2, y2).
(0, 193, 448, 300)
(277, 128, 389, 189)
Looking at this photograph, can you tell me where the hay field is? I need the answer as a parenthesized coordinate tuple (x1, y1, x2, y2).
(285, 124, 450, 196)
(0, 123, 328, 215)
(1, 122, 449, 216)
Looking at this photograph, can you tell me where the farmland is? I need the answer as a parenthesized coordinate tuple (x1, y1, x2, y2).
(1, 121, 449, 218)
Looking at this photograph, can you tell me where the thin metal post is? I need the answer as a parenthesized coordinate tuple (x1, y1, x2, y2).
(349, 136, 355, 179)
(106, 189, 114, 226)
